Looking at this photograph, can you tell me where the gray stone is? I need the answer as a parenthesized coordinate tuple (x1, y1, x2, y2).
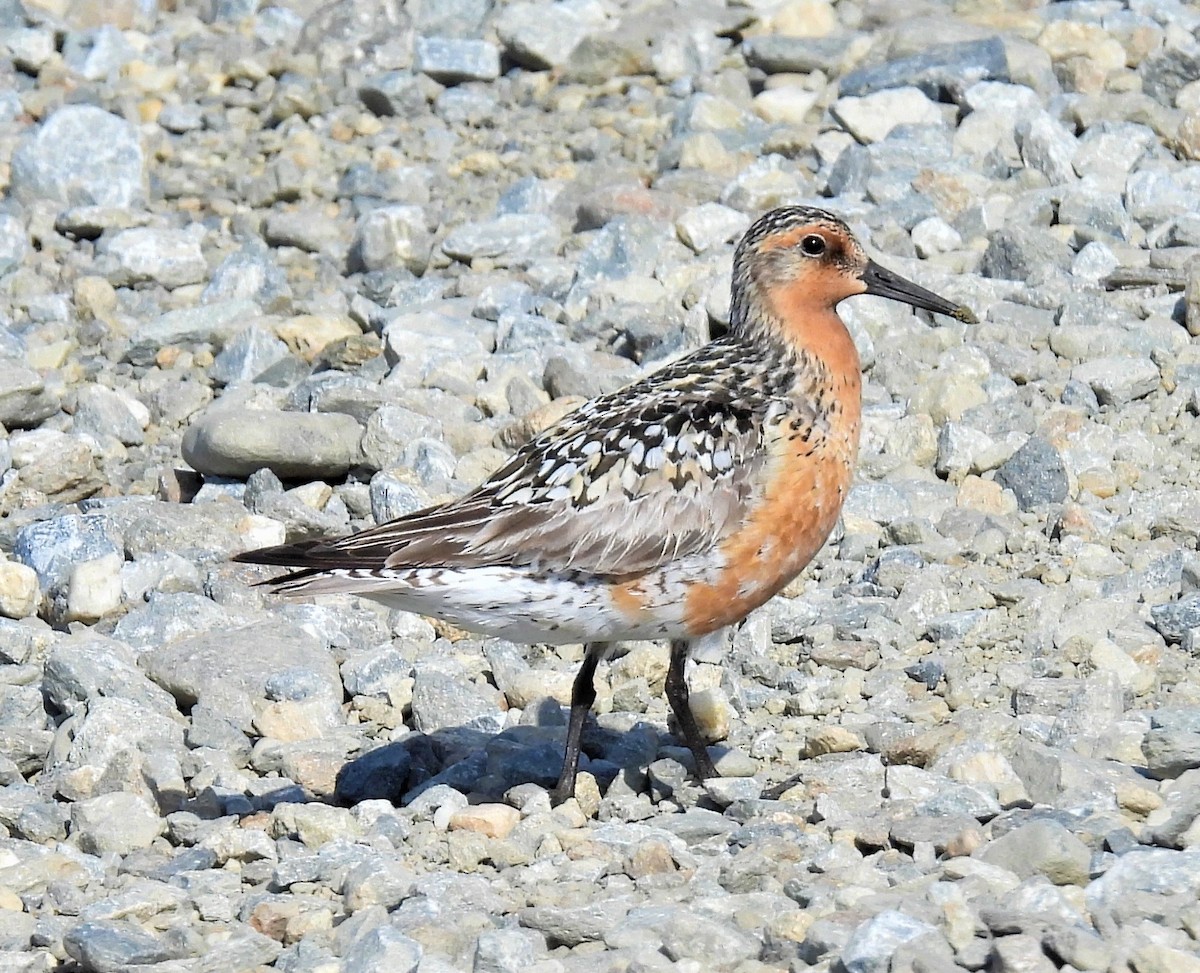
(658, 911, 762, 969)
(202, 245, 291, 310)
(1016, 111, 1078, 185)
(518, 899, 634, 947)
(1041, 926, 1112, 972)
(839, 910, 939, 973)
(0, 361, 60, 429)
(473, 928, 544, 973)
(1085, 849, 1200, 910)
(839, 37, 1008, 99)
(979, 819, 1092, 886)
(341, 925, 422, 973)
(10, 105, 145, 208)
(1125, 170, 1200, 228)
(139, 621, 341, 733)
(993, 436, 1069, 510)
(358, 72, 428, 118)
(0, 212, 27, 275)
(410, 667, 504, 734)
(352, 205, 431, 275)
(981, 226, 1073, 280)
(414, 36, 500, 84)
(743, 34, 854, 74)
(182, 408, 363, 479)
(264, 208, 348, 255)
(1070, 356, 1160, 407)
(1142, 709, 1200, 780)
(442, 214, 560, 265)
(989, 934, 1057, 973)
(72, 385, 147, 446)
(496, 2, 589, 70)
(124, 299, 262, 366)
(63, 919, 175, 972)
(70, 792, 164, 855)
(43, 633, 177, 715)
(210, 326, 292, 387)
(1151, 597, 1200, 644)
(13, 514, 122, 594)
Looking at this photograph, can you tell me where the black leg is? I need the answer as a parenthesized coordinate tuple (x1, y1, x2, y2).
(666, 639, 719, 780)
(551, 642, 602, 804)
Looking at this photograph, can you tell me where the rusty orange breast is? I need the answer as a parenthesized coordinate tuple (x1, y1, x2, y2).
(683, 305, 863, 636)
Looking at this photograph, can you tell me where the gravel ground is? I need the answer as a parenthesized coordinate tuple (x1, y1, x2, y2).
(3, 0, 1200, 971)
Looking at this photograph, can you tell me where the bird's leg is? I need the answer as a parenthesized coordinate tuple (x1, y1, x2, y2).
(551, 642, 602, 805)
(666, 639, 719, 780)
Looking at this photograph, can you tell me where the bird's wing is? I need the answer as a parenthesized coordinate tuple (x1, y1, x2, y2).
(239, 348, 791, 579)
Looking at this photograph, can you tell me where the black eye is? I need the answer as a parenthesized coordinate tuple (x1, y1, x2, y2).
(800, 234, 826, 256)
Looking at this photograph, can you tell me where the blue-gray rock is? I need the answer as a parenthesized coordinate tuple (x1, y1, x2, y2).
(1125, 170, 1200, 228)
(10, 105, 145, 208)
(442, 214, 560, 265)
(905, 659, 945, 689)
(414, 36, 500, 84)
(336, 743, 412, 804)
(264, 208, 348, 255)
(417, 0, 490, 37)
(63, 919, 176, 972)
(352, 205, 432, 275)
(13, 514, 122, 593)
(839, 38, 1007, 99)
(743, 34, 854, 74)
(1151, 595, 1200, 644)
(994, 436, 1068, 510)
(139, 620, 341, 733)
(124, 299, 262, 366)
(182, 408, 363, 479)
(0, 361, 60, 428)
(157, 102, 205, 133)
(1016, 111, 1078, 185)
(341, 926, 422, 973)
(838, 911, 939, 973)
(496, 2, 590, 70)
(210, 326, 292, 386)
(0, 212, 27, 275)
(518, 899, 634, 947)
(1071, 356, 1160, 407)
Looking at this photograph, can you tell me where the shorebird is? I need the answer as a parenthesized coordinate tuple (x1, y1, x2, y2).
(235, 206, 974, 803)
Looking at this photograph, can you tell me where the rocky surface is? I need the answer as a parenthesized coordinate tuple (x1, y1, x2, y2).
(2, 0, 1200, 971)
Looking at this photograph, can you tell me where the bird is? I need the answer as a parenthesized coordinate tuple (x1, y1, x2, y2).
(234, 205, 976, 804)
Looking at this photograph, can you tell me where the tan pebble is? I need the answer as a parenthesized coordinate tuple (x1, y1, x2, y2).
(626, 839, 675, 878)
(944, 826, 984, 857)
(803, 725, 864, 757)
(448, 804, 520, 839)
(1116, 781, 1162, 816)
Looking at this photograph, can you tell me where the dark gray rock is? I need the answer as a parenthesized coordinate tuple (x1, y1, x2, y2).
(13, 514, 122, 593)
(336, 743, 412, 804)
(63, 919, 176, 972)
(10, 105, 145, 208)
(210, 327, 292, 386)
(410, 667, 504, 734)
(994, 436, 1069, 510)
(743, 34, 854, 74)
(838, 38, 1008, 99)
(1151, 595, 1200, 644)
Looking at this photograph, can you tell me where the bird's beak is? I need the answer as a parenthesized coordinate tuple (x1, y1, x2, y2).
(860, 259, 977, 323)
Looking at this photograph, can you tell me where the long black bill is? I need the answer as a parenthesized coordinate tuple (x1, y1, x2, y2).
(861, 259, 977, 324)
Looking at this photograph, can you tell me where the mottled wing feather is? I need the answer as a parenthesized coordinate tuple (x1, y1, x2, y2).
(250, 342, 786, 578)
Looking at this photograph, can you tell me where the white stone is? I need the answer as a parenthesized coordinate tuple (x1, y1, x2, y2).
(753, 86, 821, 125)
(65, 552, 123, 622)
(675, 203, 751, 254)
(831, 87, 943, 143)
(911, 216, 963, 257)
(0, 559, 40, 619)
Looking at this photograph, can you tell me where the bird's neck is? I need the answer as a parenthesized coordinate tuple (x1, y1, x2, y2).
(731, 280, 862, 394)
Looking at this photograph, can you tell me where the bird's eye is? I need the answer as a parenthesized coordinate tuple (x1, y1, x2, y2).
(800, 234, 826, 256)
